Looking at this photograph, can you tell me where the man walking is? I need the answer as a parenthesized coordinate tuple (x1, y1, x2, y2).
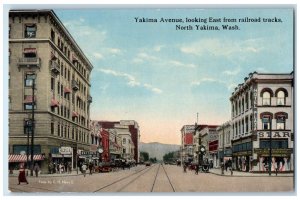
(195, 164, 199, 175)
(33, 163, 40, 177)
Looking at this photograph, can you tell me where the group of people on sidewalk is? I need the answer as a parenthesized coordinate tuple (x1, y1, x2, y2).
(48, 162, 72, 174)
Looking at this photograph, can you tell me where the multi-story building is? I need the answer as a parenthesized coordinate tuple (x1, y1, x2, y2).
(230, 72, 294, 172)
(8, 10, 93, 173)
(194, 125, 218, 167)
(114, 124, 135, 161)
(217, 121, 232, 168)
(180, 125, 196, 163)
(120, 120, 140, 163)
(108, 128, 122, 160)
(98, 121, 137, 162)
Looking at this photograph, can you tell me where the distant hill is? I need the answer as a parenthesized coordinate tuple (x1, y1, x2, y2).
(139, 142, 180, 161)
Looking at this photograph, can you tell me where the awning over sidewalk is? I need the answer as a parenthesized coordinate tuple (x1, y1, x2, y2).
(9, 154, 45, 163)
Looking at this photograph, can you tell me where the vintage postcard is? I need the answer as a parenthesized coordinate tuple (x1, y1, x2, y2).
(5, 4, 295, 195)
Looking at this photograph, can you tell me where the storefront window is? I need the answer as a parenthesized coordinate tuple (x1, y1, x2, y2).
(260, 140, 288, 149)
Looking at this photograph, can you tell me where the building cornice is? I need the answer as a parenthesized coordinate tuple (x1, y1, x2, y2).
(9, 9, 94, 71)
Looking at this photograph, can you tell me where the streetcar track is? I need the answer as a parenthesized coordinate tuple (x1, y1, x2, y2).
(93, 165, 155, 192)
(161, 164, 176, 192)
(117, 165, 158, 192)
(150, 164, 161, 192)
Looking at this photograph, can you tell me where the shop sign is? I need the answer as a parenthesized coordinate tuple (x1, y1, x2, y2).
(232, 151, 252, 156)
(253, 87, 258, 131)
(257, 131, 291, 138)
(59, 146, 72, 155)
(81, 151, 97, 156)
(254, 148, 293, 156)
(185, 125, 195, 132)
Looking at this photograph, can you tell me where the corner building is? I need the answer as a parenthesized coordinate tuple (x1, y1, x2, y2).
(9, 10, 93, 173)
(230, 72, 293, 172)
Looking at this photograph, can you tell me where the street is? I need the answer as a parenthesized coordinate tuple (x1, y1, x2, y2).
(8, 164, 294, 193)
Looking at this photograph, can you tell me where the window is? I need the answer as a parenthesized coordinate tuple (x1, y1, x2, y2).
(57, 82, 60, 95)
(262, 91, 271, 105)
(123, 138, 126, 144)
(24, 119, 33, 135)
(57, 124, 60, 136)
(25, 73, 35, 87)
(51, 29, 55, 42)
(51, 77, 54, 91)
(262, 117, 271, 130)
(51, 122, 54, 135)
(276, 116, 285, 130)
(245, 92, 249, 109)
(260, 140, 288, 149)
(25, 24, 36, 38)
(277, 91, 285, 105)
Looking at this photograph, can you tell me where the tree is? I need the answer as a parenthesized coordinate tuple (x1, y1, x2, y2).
(140, 151, 149, 162)
(163, 151, 176, 163)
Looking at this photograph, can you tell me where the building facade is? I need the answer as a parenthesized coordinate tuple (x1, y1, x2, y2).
(180, 125, 196, 163)
(217, 121, 232, 168)
(8, 10, 93, 173)
(194, 125, 218, 167)
(230, 72, 294, 172)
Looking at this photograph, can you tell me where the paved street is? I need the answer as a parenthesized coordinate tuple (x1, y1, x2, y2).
(8, 164, 294, 193)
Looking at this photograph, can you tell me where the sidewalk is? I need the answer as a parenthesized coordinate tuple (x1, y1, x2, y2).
(208, 168, 294, 177)
(9, 170, 86, 177)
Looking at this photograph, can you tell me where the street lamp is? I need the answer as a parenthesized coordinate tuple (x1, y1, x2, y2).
(30, 73, 36, 176)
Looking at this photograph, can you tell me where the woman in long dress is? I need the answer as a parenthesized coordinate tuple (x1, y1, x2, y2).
(18, 163, 28, 185)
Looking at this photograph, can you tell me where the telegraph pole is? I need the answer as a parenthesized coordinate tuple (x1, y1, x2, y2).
(269, 116, 272, 176)
(30, 75, 36, 176)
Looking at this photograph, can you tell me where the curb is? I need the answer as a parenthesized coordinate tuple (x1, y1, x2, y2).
(208, 171, 294, 177)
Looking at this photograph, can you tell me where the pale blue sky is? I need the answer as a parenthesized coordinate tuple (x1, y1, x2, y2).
(55, 8, 293, 144)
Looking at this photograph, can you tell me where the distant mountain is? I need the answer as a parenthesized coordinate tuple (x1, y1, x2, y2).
(139, 142, 180, 161)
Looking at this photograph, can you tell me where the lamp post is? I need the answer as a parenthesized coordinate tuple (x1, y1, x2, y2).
(30, 74, 36, 176)
(269, 116, 272, 176)
(222, 125, 225, 175)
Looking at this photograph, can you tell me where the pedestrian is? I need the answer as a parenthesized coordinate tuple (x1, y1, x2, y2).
(33, 163, 40, 177)
(18, 163, 28, 185)
(68, 162, 72, 174)
(82, 163, 87, 177)
(195, 164, 199, 175)
(183, 163, 187, 173)
(89, 163, 93, 175)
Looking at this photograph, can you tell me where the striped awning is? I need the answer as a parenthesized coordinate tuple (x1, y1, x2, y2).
(24, 95, 35, 103)
(9, 154, 45, 163)
(64, 87, 71, 93)
(72, 111, 79, 118)
(24, 48, 37, 54)
(51, 99, 59, 107)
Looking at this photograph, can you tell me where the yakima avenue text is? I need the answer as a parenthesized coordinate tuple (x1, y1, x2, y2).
(134, 17, 184, 23)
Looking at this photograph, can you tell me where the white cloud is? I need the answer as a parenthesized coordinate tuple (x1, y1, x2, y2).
(168, 60, 196, 68)
(107, 48, 122, 55)
(180, 38, 263, 58)
(97, 68, 162, 94)
(223, 67, 241, 76)
(191, 78, 218, 86)
(92, 52, 104, 60)
(153, 45, 165, 52)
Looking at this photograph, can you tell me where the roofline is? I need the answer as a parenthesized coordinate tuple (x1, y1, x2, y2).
(9, 9, 94, 70)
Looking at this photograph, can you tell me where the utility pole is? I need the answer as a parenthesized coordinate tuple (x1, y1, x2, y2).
(30, 75, 36, 176)
(269, 116, 272, 176)
(222, 125, 225, 175)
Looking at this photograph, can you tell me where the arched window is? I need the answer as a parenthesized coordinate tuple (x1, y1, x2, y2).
(277, 90, 286, 105)
(262, 91, 271, 105)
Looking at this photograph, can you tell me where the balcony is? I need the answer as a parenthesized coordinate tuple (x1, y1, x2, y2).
(50, 60, 60, 75)
(87, 95, 92, 103)
(18, 57, 41, 68)
(72, 80, 79, 91)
